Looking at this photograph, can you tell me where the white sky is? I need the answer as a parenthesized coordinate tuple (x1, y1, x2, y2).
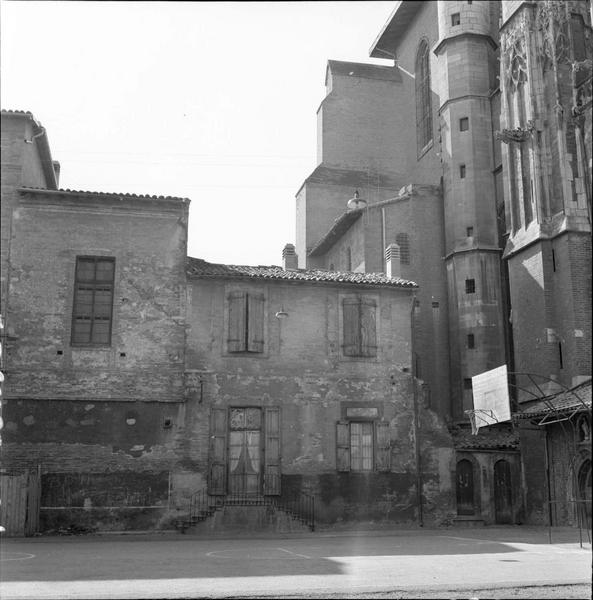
(1, 1, 394, 266)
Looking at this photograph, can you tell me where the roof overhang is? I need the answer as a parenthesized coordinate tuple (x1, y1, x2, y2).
(369, 0, 424, 59)
(308, 209, 363, 257)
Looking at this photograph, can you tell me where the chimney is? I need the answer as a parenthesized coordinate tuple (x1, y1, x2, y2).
(385, 243, 401, 278)
(282, 243, 298, 270)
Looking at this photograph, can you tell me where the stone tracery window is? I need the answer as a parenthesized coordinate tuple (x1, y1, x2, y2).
(415, 40, 433, 157)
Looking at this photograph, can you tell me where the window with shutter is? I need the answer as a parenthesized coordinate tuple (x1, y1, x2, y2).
(208, 408, 228, 495)
(337, 419, 389, 472)
(71, 256, 115, 346)
(336, 421, 351, 472)
(342, 297, 377, 358)
(227, 291, 264, 353)
(263, 407, 281, 495)
(375, 421, 391, 472)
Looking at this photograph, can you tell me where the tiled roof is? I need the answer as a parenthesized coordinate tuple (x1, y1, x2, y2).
(303, 165, 403, 190)
(18, 187, 190, 203)
(451, 426, 520, 450)
(1, 109, 35, 117)
(514, 379, 592, 419)
(187, 257, 417, 288)
(308, 209, 363, 257)
(327, 60, 402, 82)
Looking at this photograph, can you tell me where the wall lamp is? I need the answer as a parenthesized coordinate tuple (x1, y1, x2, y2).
(347, 190, 367, 210)
(275, 306, 288, 319)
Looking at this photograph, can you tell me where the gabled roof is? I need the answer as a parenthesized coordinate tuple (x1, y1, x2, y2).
(514, 379, 592, 420)
(18, 187, 189, 204)
(326, 60, 402, 84)
(187, 257, 417, 289)
(369, 1, 425, 59)
(1, 109, 59, 190)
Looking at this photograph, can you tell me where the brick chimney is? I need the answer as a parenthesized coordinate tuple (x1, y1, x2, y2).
(385, 243, 400, 278)
(282, 243, 298, 270)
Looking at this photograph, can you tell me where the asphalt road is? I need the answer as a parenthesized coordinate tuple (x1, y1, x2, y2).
(0, 527, 591, 599)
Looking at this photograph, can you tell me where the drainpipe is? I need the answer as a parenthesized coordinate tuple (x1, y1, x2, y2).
(411, 294, 424, 526)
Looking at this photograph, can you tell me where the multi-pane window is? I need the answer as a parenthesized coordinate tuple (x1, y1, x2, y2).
(227, 291, 265, 353)
(451, 12, 461, 26)
(71, 256, 115, 345)
(465, 278, 476, 294)
(342, 297, 377, 357)
(415, 41, 433, 157)
(336, 420, 390, 472)
(459, 117, 469, 131)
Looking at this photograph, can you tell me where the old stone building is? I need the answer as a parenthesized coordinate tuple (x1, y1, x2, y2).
(0, 109, 456, 533)
(293, 0, 591, 526)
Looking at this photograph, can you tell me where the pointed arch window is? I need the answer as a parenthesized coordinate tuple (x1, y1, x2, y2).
(415, 40, 433, 157)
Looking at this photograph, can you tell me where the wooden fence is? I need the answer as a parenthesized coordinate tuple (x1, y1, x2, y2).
(0, 469, 41, 536)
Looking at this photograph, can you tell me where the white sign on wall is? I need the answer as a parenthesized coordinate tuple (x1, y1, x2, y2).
(470, 364, 511, 433)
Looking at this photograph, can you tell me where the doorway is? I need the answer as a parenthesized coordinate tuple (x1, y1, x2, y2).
(456, 459, 475, 515)
(494, 459, 513, 524)
(228, 407, 262, 495)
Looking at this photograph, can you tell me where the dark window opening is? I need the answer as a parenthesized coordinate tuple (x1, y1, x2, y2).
(467, 333, 475, 349)
(451, 13, 461, 26)
(460, 117, 469, 131)
(558, 342, 563, 369)
(345, 247, 352, 272)
(464, 378, 473, 390)
(460, 164, 466, 178)
(467, 226, 474, 237)
(552, 249, 556, 272)
(71, 256, 115, 346)
(465, 278, 476, 294)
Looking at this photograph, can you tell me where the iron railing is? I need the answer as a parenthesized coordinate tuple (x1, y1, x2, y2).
(177, 488, 315, 532)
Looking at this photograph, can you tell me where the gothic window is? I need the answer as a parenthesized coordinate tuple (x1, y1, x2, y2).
(342, 297, 377, 358)
(71, 256, 115, 346)
(415, 40, 433, 157)
(227, 291, 265, 353)
(395, 233, 410, 264)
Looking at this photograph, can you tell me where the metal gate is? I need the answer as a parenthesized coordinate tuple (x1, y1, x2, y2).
(0, 469, 41, 536)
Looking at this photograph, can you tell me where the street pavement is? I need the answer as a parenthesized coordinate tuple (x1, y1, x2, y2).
(0, 526, 591, 599)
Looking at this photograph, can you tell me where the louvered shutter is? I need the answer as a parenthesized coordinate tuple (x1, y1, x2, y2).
(336, 421, 351, 472)
(343, 298, 361, 356)
(263, 407, 281, 495)
(247, 293, 265, 353)
(375, 421, 391, 472)
(360, 299, 377, 357)
(228, 292, 246, 352)
(208, 408, 227, 495)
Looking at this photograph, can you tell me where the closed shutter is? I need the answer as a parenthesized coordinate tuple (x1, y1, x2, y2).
(247, 293, 265, 353)
(208, 408, 228, 495)
(263, 407, 281, 495)
(228, 292, 246, 352)
(343, 298, 361, 356)
(375, 421, 391, 472)
(336, 421, 351, 472)
(360, 299, 377, 357)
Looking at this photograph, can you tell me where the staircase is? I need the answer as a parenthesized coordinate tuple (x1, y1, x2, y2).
(175, 489, 315, 533)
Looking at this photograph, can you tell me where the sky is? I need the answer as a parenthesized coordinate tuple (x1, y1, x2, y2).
(1, 1, 395, 266)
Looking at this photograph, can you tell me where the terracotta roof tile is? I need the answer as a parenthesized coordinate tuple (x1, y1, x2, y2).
(514, 379, 592, 419)
(18, 186, 189, 203)
(451, 426, 519, 450)
(187, 257, 417, 288)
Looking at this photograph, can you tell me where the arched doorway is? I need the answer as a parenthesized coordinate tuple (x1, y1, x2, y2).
(494, 459, 513, 524)
(456, 459, 475, 515)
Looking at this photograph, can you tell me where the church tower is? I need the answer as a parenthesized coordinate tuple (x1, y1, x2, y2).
(434, 0, 508, 419)
(499, 0, 592, 393)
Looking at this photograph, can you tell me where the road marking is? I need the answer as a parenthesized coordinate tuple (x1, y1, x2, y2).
(0, 552, 35, 561)
(277, 547, 311, 559)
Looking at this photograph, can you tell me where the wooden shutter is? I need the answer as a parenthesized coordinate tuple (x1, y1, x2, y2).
(336, 421, 351, 472)
(247, 293, 265, 353)
(263, 407, 281, 495)
(343, 298, 361, 356)
(360, 299, 377, 357)
(227, 292, 246, 352)
(375, 421, 391, 472)
(208, 408, 228, 495)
